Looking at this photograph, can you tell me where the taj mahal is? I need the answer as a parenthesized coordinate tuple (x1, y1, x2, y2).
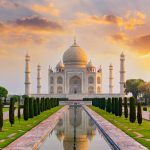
(24, 39, 126, 100)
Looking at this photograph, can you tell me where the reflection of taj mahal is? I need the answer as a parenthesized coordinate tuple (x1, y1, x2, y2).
(25, 39, 126, 99)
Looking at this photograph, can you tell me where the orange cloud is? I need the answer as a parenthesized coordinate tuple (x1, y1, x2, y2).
(72, 11, 145, 30)
(129, 34, 150, 54)
(109, 32, 128, 43)
(31, 3, 60, 16)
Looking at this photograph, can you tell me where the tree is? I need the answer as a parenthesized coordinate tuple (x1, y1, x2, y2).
(112, 98, 115, 114)
(23, 97, 29, 121)
(139, 82, 150, 105)
(106, 98, 112, 113)
(115, 98, 119, 116)
(125, 79, 144, 99)
(37, 98, 40, 115)
(18, 97, 21, 122)
(29, 97, 34, 118)
(33, 99, 38, 116)
(0, 99, 3, 131)
(118, 97, 122, 117)
(0, 86, 8, 98)
(9, 97, 15, 126)
(124, 97, 128, 119)
(137, 103, 142, 125)
(129, 97, 136, 123)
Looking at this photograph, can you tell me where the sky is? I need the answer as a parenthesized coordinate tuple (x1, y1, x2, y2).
(0, 0, 150, 94)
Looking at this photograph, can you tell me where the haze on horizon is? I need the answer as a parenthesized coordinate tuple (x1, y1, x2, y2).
(0, 0, 150, 95)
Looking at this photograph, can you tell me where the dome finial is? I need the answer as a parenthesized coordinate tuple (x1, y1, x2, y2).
(74, 36, 76, 45)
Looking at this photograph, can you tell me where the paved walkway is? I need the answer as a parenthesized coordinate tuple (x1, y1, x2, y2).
(142, 111, 150, 121)
(3, 106, 68, 150)
(3, 109, 23, 120)
(84, 106, 148, 150)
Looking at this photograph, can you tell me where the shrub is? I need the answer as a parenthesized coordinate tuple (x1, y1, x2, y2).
(9, 97, 15, 126)
(115, 98, 119, 116)
(23, 97, 29, 121)
(129, 97, 136, 123)
(137, 103, 142, 125)
(0, 99, 3, 131)
(119, 97, 122, 117)
(106, 98, 112, 113)
(29, 97, 34, 118)
(37, 98, 40, 115)
(143, 107, 147, 111)
(33, 99, 38, 116)
(124, 97, 128, 119)
(18, 97, 21, 122)
(112, 98, 115, 114)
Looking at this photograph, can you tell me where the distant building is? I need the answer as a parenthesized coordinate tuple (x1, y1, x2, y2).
(25, 39, 126, 100)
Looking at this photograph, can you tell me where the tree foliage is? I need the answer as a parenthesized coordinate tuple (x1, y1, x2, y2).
(29, 97, 34, 118)
(0, 99, 3, 131)
(124, 97, 128, 119)
(9, 97, 15, 126)
(23, 97, 29, 121)
(118, 97, 122, 117)
(129, 97, 136, 123)
(125, 79, 144, 98)
(0, 86, 8, 98)
(137, 103, 142, 125)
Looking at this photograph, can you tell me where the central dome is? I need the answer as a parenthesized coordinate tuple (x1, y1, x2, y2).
(63, 41, 88, 67)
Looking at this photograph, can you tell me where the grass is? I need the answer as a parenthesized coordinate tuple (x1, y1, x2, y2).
(3, 108, 9, 112)
(0, 106, 62, 148)
(90, 106, 150, 149)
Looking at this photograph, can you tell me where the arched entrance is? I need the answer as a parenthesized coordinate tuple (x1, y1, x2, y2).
(69, 76, 82, 94)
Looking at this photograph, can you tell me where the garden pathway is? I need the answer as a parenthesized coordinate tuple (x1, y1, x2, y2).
(84, 106, 148, 150)
(3, 106, 68, 150)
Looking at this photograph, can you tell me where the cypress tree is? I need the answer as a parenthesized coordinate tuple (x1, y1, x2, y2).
(115, 98, 119, 116)
(129, 97, 136, 123)
(23, 97, 29, 121)
(137, 103, 142, 125)
(124, 97, 128, 119)
(0, 99, 3, 131)
(112, 98, 115, 114)
(29, 97, 34, 118)
(119, 97, 122, 117)
(106, 98, 109, 112)
(9, 97, 15, 126)
(37, 98, 40, 115)
(18, 97, 21, 122)
(40, 98, 43, 112)
(42, 98, 45, 111)
(33, 99, 38, 116)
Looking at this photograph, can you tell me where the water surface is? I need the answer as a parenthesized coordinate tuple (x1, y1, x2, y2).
(39, 106, 112, 150)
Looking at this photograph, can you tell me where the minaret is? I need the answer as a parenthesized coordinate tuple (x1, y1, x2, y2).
(120, 52, 125, 95)
(37, 64, 41, 94)
(25, 54, 31, 95)
(109, 64, 114, 94)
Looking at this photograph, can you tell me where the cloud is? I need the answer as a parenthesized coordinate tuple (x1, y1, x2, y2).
(31, 3, 60, 16)
(72, 11, 145, 30)
(0, 16, 67, 49)
(129, 34, 150, 54)
(0, 0, 19, 8)
(15, 16, 63, 31)
(109, 32, 128, 43)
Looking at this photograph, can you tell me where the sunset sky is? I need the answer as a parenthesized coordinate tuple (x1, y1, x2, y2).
(0, 0, 150, 94)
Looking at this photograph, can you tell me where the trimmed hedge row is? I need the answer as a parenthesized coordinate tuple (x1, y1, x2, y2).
(84, 97, 142, 125)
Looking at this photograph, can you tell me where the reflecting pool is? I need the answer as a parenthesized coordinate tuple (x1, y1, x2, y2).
(39, 105, 112, 150)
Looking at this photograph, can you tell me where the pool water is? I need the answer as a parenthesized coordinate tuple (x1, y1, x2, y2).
(39, 105, 112, 150)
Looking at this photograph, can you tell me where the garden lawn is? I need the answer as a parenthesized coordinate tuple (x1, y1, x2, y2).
(90, 106, 150, 149)
(3, 108, 9, 112)
(0, 106, 62, 148)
